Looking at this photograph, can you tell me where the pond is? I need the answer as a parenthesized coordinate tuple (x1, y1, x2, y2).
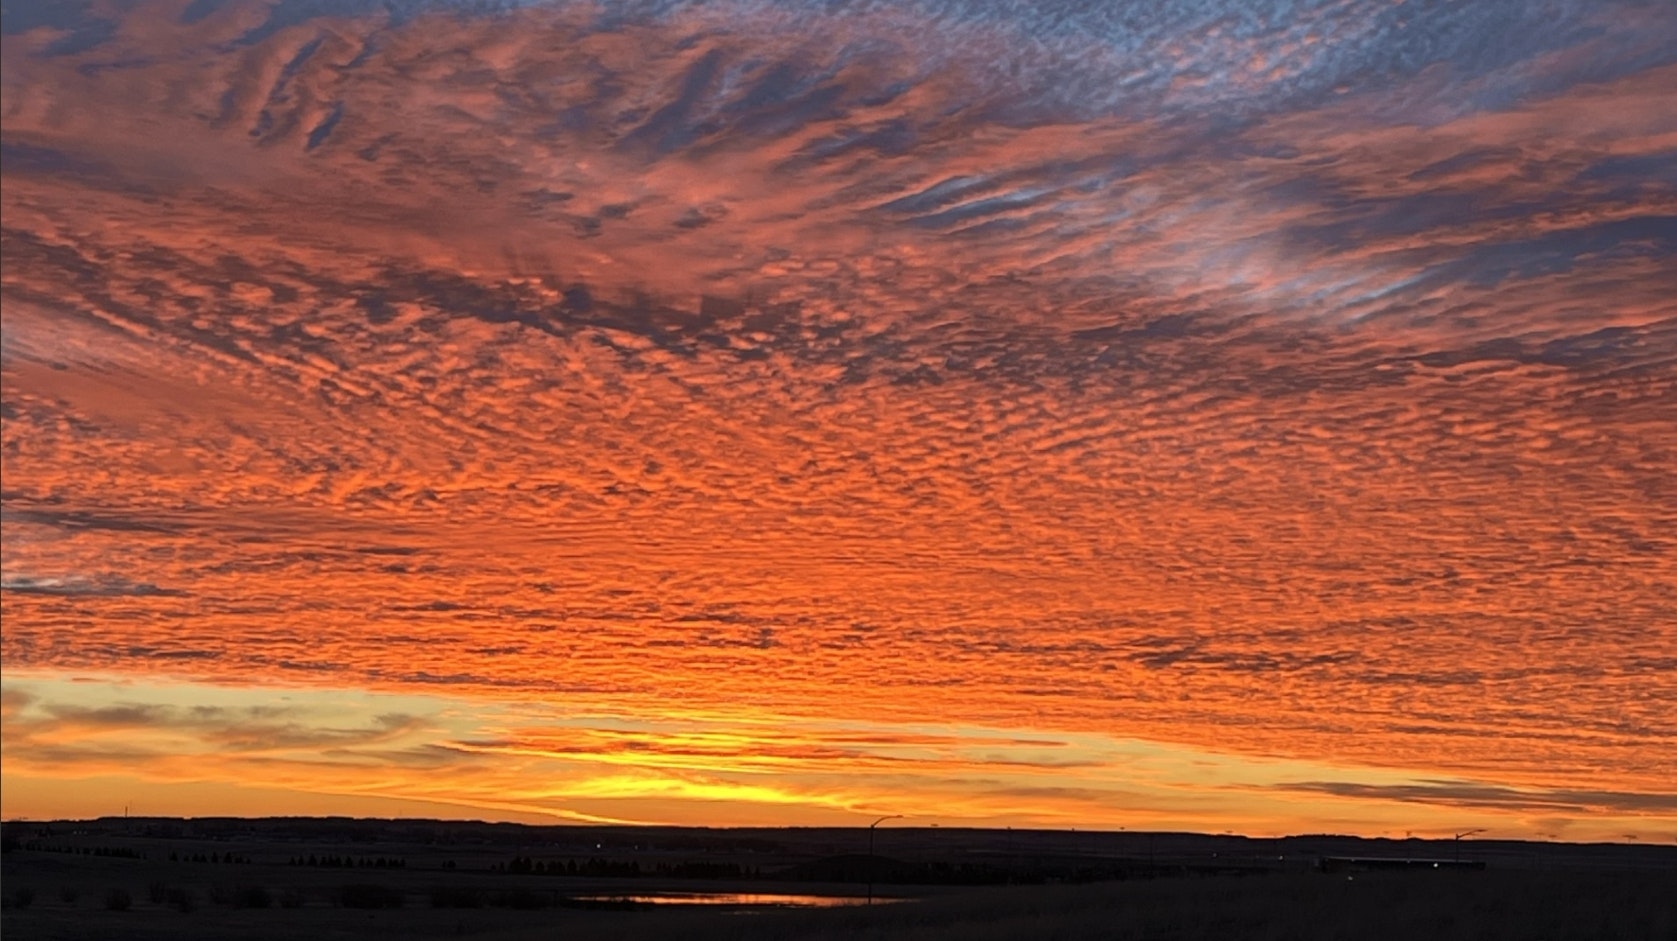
(568, 891, 911, 908)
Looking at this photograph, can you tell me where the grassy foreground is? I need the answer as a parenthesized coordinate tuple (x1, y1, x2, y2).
(706, 870, 1674, 941)
(5, 868, 1673, 941)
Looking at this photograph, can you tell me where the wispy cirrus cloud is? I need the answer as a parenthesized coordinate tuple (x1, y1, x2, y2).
(1, 573, 184, 597)
(1277, 780, 1677, 816)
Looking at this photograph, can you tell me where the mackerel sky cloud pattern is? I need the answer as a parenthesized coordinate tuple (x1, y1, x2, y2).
(2, 0, 1674, 838)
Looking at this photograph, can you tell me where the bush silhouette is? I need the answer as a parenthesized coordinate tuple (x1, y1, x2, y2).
(103, 888, 132, 911)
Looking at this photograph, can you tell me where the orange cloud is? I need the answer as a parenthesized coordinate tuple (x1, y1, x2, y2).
(2, 0, 1673, 841)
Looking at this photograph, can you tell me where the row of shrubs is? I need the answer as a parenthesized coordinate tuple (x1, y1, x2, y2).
(496, 856, 643, 877)
(287, 854, 408, 869)
(169, 851, 253, 864)
(21, 844, 145, 860)
(496, 856, 766, 879)
(2, 882, 639, 913)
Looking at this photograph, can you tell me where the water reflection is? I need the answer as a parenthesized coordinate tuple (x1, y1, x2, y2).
(570, 892, 909, 908)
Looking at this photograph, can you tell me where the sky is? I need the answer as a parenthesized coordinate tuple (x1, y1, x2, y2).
(1, 0, 1673, 843)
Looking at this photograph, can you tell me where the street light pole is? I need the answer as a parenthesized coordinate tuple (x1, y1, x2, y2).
(867, 815, 903, 906)
(1454, 828, 1486, 863)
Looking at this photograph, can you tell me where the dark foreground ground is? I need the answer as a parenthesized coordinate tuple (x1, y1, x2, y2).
(3, 818, 1673, 940)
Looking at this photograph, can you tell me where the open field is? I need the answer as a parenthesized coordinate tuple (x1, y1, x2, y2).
(3, 819, 1673, 940)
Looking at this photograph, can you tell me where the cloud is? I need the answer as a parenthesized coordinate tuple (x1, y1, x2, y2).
(0, 574, 185, 597)
(448, 726, 1097, 778)
(0, 0, 1672, 836)
(1277, 780, 1677, 816)
(4, 696, 427, 752)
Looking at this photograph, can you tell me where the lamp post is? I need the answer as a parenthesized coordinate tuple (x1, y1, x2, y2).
(1454, 828, 1485, 863)
(867, 815, 903, 905)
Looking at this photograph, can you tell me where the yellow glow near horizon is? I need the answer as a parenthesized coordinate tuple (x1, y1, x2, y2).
(3, 671, 1670, 844)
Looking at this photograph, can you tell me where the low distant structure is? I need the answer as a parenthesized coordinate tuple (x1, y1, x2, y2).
(1318, 856, 1486, 873)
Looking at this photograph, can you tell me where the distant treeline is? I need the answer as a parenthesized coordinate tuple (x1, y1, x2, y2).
(486, 854, 1199, 885)
(169, 850, 253, 864)
(495, 855, 641, 877)
(288, 854, 408, 869)
(5, 816, 794, 855)
(20, 843, 146, 860)
(768, 854, 1269, 886)
(492, 856, 769, 879)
